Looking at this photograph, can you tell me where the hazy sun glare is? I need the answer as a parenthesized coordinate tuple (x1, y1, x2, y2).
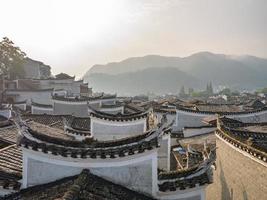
(1, 0, 130, 49)
(0, 0, 266, 77)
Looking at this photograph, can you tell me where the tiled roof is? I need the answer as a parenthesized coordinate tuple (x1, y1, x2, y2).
(0, 125, 18, 145)
(90, 109, 149, 121)
(176, 104, 267, 115)
(22, 114, 91, 131)
(27, 121, 75, 141)
(52, 93, 116, 102)
(3, 169, 154, 200)
(22, 114, 70, 130)
(158, 149, 215, 192)
(217, 117, 267, 163)
(16, 120, 172, 159)
(31, 101, 53, 108)
(0, 144, 22, 185)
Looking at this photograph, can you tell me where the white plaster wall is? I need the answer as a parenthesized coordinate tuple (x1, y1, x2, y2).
(6, 90, 52, 105)
(176, 109, 267, 131)
(38, 79, 81, 96)
(183, 127, 216, 138)
(229, 111, 267, 123)
(158, 134, 170, 171)
(53, 102, 88, 117)
(99, 106, 124, 114)
(91, 118, 146, 140)
(88, 98, 117, 107)
(176, 110, 211, 131)
(23, 149, 158, 196)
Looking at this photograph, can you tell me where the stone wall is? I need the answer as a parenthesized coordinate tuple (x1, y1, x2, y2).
(206, 138, 267, 200)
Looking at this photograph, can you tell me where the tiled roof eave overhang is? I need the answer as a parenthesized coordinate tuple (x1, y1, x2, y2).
(64, 126, 91, 136)
(183, 125, 216, 129)
(89, 111, 149, 122)
(16, 123, 175, 159)
(176, 105, 267, 115)
(0, 120, 12, 128)
(31, 101, 53, 109)
(5, 88, 54, 92)
(19, 135, 159, 159)
(52, 94, 117, 103)
(158, 148, 215, 192)
(154, 109, 176, 115)
(52, 96, 88, 103)
(2, 100, 27, 105)
(216, 125, 267, 163)
(0, 178, 21, 191)
(100, 105, 123, 109)
(157, 171, 211, 192)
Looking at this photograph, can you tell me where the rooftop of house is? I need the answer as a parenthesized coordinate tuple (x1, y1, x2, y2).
(3, 169, 155, 200)
(241, 125, 267, 134)
(0, 125, 18, 146)
(22, 114, 91, 131)
(194, 104, 242, 112)
(0, 144, 22, 192)
(27, 121, 75, 141)
(89, 106, 149, 122)
(16, 118, 167, 158)
(55, 73, 75, 80)
(217, 117, 267, 163)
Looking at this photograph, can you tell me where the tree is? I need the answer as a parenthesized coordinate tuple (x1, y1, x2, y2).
(188, 87, 194, 96)
(205, 81, 213, 96)
(0, 37, 26, 79)
(209, 82, 213, 94)
(179, 85, 187, 98)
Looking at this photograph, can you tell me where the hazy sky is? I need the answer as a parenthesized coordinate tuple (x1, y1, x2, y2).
(1, 0, 266, 77)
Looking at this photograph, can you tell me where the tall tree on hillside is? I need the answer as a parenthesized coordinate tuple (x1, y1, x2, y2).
(206, 81, 213, 96)
(209, 81, 213, 94)
(179, 85, 187, 98)
(188, 87, 194, 96)
(0, 37, 26, 79)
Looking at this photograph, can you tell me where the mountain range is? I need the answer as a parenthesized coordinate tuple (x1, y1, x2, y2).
(84, 52, 267, 95)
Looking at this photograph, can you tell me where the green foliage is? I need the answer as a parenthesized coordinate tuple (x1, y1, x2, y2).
(0, 37, 26, 79)
(191, 90, 207, 97)
(255, 87, 267, 94)
(188, 87, 194, 95)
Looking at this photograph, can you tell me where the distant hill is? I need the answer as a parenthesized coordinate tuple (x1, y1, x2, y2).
(84, 52, 267, 95)
(87, 67, 200, 95)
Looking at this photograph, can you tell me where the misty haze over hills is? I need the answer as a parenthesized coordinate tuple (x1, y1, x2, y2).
(84, 52, 267, 95)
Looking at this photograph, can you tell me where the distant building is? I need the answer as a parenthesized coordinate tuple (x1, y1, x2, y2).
(22, 57, 51, 79)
